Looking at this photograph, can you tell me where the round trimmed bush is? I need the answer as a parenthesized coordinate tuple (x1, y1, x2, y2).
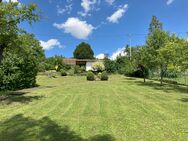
(97, 72, 102, 79)
(101, 71, 108, 81)
(87, 71, 95, 81)
(60, 69, 67, 76)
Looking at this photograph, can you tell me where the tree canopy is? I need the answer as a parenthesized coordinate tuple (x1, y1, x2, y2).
(0, 1, 40, 61)
(0, 1, 43, 90)
(73, 42, 94, 59)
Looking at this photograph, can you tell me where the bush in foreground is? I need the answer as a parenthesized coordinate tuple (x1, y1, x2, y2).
(101, 71, 108, 81)
(87, 71, 95, 81)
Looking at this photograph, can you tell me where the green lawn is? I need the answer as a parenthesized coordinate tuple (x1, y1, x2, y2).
(0, 75, 188, 141)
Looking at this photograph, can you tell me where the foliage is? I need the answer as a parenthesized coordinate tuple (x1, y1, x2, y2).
(115, 56, 127, 74)
(86, 71, 95, 81)
(67, 68, 75, 76)
(115, 56, 136, 75)
(0, 2, 40, 61)
(0, 2, 42, 90)
(104, 58, 116, 73)
(73, 65, 81, 74)
(66, 65, 85, 76)
(97, 72, 102, 79)
(0, 34, 44, 90)
(144, 17, 169, 84)
(60, 69, 67, 76)
(148, 16, 163, 34)
(73, 42, 94, 59)
(92, 61, 105, 72)
(45, 56, 67, 72)
(100, 71, 108, 81)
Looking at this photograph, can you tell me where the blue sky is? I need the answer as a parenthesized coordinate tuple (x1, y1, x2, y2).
(18, 0, 188, 59)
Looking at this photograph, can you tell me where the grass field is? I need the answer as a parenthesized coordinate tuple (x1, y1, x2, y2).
(0, 75, 188, 141)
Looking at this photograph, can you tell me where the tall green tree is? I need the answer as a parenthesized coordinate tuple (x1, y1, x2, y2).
(73, 42, 94, 59)
(0, 34, 44, 90)
(0, 1, 40, 61)
(149, 16, 163, 34)
(146, 16, 169, 84)
(135, 47, 151, 82)
(104, 58, 116, 73)
(0, 1, 42, 90)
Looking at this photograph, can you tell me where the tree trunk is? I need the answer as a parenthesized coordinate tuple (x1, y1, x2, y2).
(143, 69, 146, 83)
(160, 73, 163, 85)
(160, 65, 164, 85)
(143, 71, 146, 83)
(144, 77, 146, 83)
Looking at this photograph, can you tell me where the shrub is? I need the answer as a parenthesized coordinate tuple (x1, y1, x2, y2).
(97, 72, 102, 79)
(60, 69, 67, 76)
(104, 58, 116, 73)
(80, 66, 86, 73)
(0, 48, 38, 90)
(101, 71, 108, 81)
(92, 61, 105, 72)
(73, 65, 80, 74)
(67, 69, 74, 76)
(86, 71, 95, 81)
(67, 65, 86, 76)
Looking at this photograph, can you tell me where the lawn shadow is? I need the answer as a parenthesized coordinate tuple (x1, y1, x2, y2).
(25, 85, 56, 91)
(125, 77, 137, 80)
(0, 114, 115, 141)
(124, 78, 188, 94)
(0, 91, 43, 104)
(180, 98, 188, 102)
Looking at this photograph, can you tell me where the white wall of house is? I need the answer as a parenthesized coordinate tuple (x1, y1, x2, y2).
(86, 62, 93, 71)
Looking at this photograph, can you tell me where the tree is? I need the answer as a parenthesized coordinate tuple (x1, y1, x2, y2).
(149, 16, 163, 34)
(45, 56, 67, 71)
(146, 16, 169, 84)
(104, 58, 116, 73)
(115, 56, 136, 75)
(73, 42, 94, 59)
(0, 34, 44, 90)
(0, 2, 42, 90)
(135, 47, 151, 82)
(0, 2, 40, 62)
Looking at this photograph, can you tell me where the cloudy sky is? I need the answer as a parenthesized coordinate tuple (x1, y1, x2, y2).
(19, 0, 188, 59)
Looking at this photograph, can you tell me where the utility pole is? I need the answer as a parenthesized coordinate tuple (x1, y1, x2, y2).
(127, 34, 132, 60)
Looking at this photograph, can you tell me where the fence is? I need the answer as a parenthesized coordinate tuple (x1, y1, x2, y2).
(149, 70, 188, 86)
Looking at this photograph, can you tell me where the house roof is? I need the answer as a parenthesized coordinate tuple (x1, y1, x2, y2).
(63, 59, 76, 65)
(63, 58, 103, 65)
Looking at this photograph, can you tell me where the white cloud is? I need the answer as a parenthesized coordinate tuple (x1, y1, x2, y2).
(107, 4, 128, 23)
(57, 4, 73, 15)
(78, 0, 99, 17)
(96, 53, 106, 59)
(105, 0, 115, 5)
(166, 0, 175, 5)
(110, 48, 127, 60)
(56, 0, 73, 15)
(40, 39, 63, 50)
(53, 17, 94, 39)
(2, 0, 18, 2)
